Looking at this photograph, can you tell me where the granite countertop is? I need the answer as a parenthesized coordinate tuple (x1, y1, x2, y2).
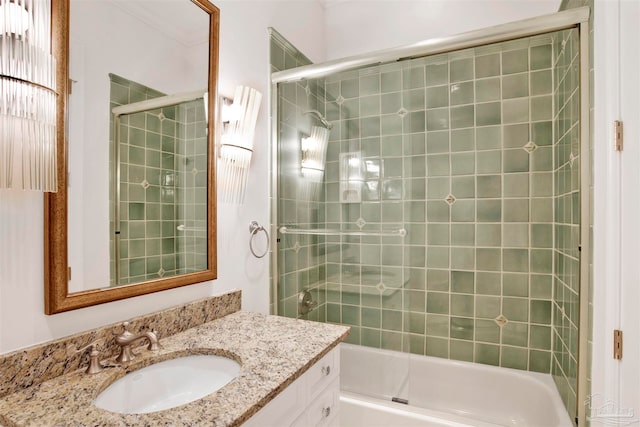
(0, 312, 350, 426)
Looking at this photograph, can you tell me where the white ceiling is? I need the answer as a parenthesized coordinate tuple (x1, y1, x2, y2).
(108, 0, 210, 47)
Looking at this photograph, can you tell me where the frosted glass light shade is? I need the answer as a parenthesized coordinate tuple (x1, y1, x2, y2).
(0, 0, 57, 192)
(0, 1, 31, 35)
(218, 86, 261, 204)
(301, 125, 329, 175)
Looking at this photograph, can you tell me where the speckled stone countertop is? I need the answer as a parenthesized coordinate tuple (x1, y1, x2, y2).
(0, 312, 350, 426)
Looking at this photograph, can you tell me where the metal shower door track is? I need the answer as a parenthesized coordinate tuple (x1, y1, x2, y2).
(271, 7, 589, 84)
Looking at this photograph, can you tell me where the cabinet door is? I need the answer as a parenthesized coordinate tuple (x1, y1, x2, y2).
(242, 374, 306, 427)
(242, 347, 341, 427)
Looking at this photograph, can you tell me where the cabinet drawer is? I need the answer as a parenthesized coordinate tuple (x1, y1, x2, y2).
(306, 348, 339, 399)
(305, 377, 339, 427)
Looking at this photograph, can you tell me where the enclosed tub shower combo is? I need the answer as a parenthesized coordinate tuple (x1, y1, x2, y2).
(270, 6, 589, 427)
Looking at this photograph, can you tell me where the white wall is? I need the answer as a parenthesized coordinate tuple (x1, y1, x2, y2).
(0, 0, 325, 355)
(324, 0, 559, 59)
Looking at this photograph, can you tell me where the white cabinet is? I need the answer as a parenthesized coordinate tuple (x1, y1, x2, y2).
(243, 346, 340, 427)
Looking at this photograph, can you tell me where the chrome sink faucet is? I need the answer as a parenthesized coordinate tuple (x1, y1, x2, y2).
(115, 322, 159, 363)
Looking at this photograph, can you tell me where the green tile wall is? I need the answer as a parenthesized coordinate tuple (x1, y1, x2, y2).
(273, 28, 585, 380)
(109, 74, 207, 286)
(313, 36, 557, 373)
(176, 100, 208, 274)
(551, 28, 581, 419)
(271, 29, 328, 322)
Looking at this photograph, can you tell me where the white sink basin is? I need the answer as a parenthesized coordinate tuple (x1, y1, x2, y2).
(94, 354, 240, 414)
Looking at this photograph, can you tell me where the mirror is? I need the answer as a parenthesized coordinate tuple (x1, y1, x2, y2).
(45, 0, 219, 314)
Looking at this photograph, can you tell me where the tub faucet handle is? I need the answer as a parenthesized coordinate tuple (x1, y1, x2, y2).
(298, 290, 317, 315)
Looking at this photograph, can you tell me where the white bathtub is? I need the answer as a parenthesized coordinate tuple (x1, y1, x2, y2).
(339, 343, 573, 427)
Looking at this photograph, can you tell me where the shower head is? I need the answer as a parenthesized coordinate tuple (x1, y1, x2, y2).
(303, 110, 333, 130)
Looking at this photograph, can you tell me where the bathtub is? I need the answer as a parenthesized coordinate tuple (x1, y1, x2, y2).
(339, 343, 573, 427)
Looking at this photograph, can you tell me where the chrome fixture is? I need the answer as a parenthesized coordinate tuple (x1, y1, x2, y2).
(177, 224, 207, 232)
(66, 339, 105, 374)
(249, 221, 270, 258)
(115, 322, 159, 363)
(298, 290, 317, 315)
(271, 7, 590, 84)
(303, 110, 332, 130)
(279, 226, 407, 237)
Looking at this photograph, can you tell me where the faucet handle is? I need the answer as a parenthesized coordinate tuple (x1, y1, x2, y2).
(147, 329, 160, 351)
(85, 345, 104, 374)
(66, 338, 104, 357)
(66, 339, 104, 374)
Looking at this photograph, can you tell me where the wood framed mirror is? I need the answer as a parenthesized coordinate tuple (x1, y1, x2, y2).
(45, 0, 219, 314)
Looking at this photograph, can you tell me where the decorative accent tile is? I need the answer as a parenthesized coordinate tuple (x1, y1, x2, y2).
(335, 95, 345, 106)
(157, 268, 165, 277)
(158, 111, 166, 121)
(523, 141, 538, 153)
(191, 168, 198, 175)
(140, 179, 149, 189)
(445, 194, 457, 205)
(356, 217, 366, 229)
(569, 152, 577, 167)
(494, 314, 509, 327)
(292, 242, 301, 253)
(376, 282, 387, 294)
(396, 107, 408, 118)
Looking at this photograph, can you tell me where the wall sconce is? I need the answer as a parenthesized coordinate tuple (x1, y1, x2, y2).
(339, 152, 363, 203)
(218, 86, 261, 204)
(0, 0, 57, 192)
(300, 125, 329, 180)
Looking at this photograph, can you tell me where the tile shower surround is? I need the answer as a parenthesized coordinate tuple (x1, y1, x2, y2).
(109, 75, 208, 286)
(275, 34, 573, 375)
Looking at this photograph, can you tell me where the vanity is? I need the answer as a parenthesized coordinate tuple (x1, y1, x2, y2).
(0, 0, 351, 423)
(0, 292, 349, 426)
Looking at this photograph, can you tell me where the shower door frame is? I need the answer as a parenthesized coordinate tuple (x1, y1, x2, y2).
(270, 6, 590, 425)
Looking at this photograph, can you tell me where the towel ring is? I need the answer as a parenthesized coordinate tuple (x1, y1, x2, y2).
(249, 221, 269, 258)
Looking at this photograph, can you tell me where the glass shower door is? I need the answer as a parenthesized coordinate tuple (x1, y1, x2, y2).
(274, 76, 412, 402)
